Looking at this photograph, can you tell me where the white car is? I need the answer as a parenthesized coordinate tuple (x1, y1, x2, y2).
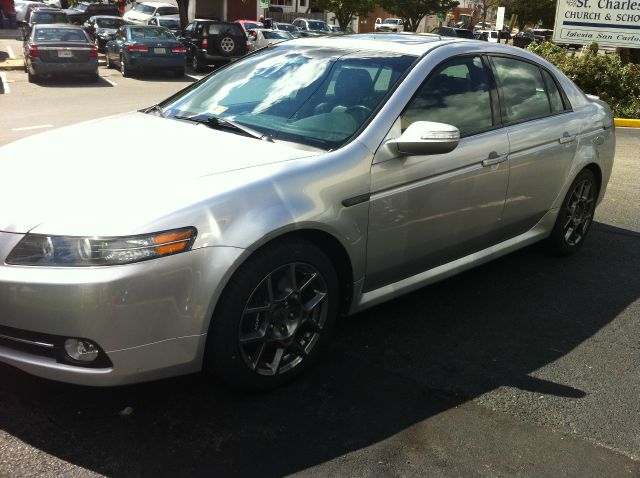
(375, 18, 404, 32)
(478, 29, 500, 43)
(123, 2, 178, 25)
(247, 28, 294, 51)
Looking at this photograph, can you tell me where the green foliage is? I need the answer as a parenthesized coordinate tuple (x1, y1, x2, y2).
(380, 0, 459, 32)
(527, 41, 640, 118)
(503, 0, 556, 29)
(316, 0, 376, 29)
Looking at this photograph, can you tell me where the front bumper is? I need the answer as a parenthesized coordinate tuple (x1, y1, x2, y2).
(30, 58, 98, 76)
(0, 231, 243, 385)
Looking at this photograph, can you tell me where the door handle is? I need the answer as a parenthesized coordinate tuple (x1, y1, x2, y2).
(482, 151, 507, 167)
(559, 132, 576, 144)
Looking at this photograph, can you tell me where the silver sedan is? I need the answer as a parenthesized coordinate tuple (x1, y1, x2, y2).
(0, 34, 615, 390)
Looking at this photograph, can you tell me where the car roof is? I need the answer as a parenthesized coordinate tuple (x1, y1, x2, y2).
(138, 2, 176, 6)
(34, 23, 83, 29)
(90, 15, 124, 19)
(32, 7, 66, 13)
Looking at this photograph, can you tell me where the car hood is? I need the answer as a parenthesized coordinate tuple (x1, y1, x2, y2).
(0, 112, 320, 235)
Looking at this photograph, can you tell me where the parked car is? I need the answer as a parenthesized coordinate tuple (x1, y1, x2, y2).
(105, 25, 186, 77)
(178, 20, 247, 72)
(147, 15, 180, 35)
(512, 30, 545, 48)
(23, 24, 98, 82)
(375, 18, 403, 32)
(21, 7, 69, 40)
(477, 29, 499, 43)
(234, 19, 263, 33)
(292, 17, 332, 34)
(123, 2, 177, 25)
(82, 15, 127, 51)
(247, 28, 294, 51)
(64, 2, 120, 25)
(0, 34, 614, 391)
(430, 26, 475, 39)
(272, 22, 300, 37)
(15, 1, 47, 23)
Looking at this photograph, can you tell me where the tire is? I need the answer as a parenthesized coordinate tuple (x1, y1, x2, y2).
(105, 52, 111, 69)
(218, 36, 235, 57)
(205, 239, 339, 391)
(27, 70, 37, 83)
(120, 55, 130, 77)
(173, 68, 184, 78)
(547, 169, 598, 256)
(191, 51, 202, 72)
(89, 71, 99, 82)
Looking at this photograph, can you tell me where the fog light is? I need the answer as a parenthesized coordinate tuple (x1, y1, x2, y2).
(64, 338, 99, 362)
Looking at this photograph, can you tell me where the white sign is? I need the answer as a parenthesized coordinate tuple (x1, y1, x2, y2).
(553, 0, 640, 48)
(496, 6, 505, 31)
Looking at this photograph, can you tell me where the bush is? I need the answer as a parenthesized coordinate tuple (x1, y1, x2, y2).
(527, 41, 640, 118)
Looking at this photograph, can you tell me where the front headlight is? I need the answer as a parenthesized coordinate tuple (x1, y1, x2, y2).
(6, 227, 196, 266)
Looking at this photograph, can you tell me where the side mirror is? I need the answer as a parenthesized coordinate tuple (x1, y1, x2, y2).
(389, 121, 460, 156)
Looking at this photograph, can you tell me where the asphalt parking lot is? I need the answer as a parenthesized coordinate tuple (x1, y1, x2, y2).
(1, 43, 639, 476)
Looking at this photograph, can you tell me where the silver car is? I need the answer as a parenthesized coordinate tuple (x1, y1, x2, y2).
(0, 34, 615, 390)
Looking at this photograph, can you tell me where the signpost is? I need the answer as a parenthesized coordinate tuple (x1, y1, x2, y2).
(553, 0, 640, 48)
(496, 6, 505, 31)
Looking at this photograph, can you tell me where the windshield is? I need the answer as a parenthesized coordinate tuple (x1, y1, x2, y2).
(160, 46, 416, 150)
(33, 12, 69, 23)
(133, 4, 155, 14)
(75, 3, 88, 11)
(307, 20, 330, 32)
(96, 18, 125, 28)
(130, 27, 175, 40)
(275, 23, 296, 32)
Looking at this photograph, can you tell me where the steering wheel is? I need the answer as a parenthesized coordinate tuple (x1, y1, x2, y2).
(345, 105, 372, 123)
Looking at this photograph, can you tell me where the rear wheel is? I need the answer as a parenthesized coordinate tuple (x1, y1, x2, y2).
(547, 169, 598, 255)
(105, 52, 111, 69)
(218, 36, 235, 56)
(191, 51, 202, 72)
(89, 71, 99, 82)
(27, 70, 37, 83)
(120, 55, 130, 77)
(174, 68, 184, 78)
(205, 239, 339, 391)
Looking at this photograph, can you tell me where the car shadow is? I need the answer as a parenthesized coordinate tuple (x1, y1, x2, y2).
(121, 70, 199, 83)
(0, 221, 638, 477)
(29, 74, 116, 88)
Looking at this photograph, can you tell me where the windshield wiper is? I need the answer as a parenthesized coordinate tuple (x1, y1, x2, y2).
(174, 115, 273, 142)
(144, 104, 165, 118)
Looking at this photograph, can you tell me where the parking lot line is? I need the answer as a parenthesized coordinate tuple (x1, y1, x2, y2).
(12, 124, 53, 132)
(0, 72, 9, 94)
(103, 77, 117, 86)
(186, 74, 202, 81)
(6, 46, 15, 59)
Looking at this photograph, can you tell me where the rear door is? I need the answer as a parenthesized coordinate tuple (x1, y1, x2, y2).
(489, 55, 579, 239)
(365, 55, 510, 290)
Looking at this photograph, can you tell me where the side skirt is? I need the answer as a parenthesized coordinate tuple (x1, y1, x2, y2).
(348, 208, 559, 315)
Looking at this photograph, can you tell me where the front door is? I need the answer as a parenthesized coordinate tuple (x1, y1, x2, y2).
(365, 55, 510, 291)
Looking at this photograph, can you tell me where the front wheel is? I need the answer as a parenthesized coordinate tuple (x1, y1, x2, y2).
(206, 239, 339, 391)
(120, 55, 130, 77)
(191, 52, 202, 72)
(105, 52, 111, 69)
(547, 169, 598, 255)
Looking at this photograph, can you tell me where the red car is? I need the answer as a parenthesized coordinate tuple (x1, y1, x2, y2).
(234, 19, 263, 34)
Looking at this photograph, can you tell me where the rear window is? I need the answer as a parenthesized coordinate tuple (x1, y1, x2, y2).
(133, 4, 155, 14)
(262, 31, 291, 40)
(307, 20, 329, 31)
(129, 27, 175, 40)
(35, 27, 87, 42)
(32, 12, 69, 23)
(207, 23, 243, 36)
(159, 18, 180, 28)
(156, 7, 178, 15)
(455, 29, 474, 38)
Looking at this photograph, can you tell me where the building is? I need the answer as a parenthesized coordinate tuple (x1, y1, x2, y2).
(192, 0, 318, 23)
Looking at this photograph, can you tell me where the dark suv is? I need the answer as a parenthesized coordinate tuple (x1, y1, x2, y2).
(430, 27, 475, 39)
(64, 2, 120, 25)
(179, 20, 247, 71)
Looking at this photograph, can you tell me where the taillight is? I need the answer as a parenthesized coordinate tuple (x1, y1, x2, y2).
(89, 45, 98, 57)
(202, 38, 208, 49)
(28, 45, 39, 57)
(170, 46, 186, 53)
(127, 45, 149, 52)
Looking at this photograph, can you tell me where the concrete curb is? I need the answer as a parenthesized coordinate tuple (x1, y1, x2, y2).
(614, 118, 640, 128)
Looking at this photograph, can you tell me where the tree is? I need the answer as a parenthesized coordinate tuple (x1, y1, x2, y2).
(316, 0, 377, 30)
(176, 0, 189, 29)
(503, 0, 555, 29)
(380, 0, 459, 32)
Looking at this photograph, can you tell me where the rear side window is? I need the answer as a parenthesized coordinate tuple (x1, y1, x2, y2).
(541, 69, 567, 112)
(401, 55, 493, 137)
(492, 57, 552, 123)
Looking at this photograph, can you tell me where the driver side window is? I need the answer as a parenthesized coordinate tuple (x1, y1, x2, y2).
(401, 56, 494, 137)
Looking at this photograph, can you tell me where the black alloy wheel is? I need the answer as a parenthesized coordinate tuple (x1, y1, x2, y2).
(548, 168, 598, 255)
(206, 239, 339, 391)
